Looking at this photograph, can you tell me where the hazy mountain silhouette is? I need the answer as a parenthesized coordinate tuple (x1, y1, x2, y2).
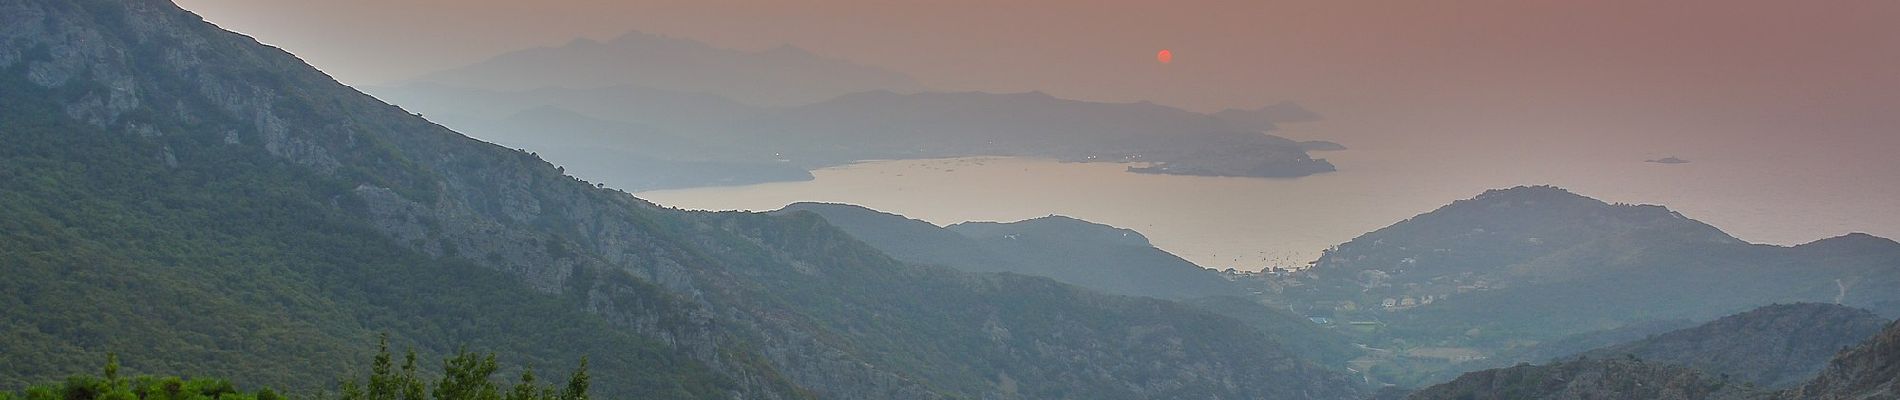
(1289, 186, 1900, 386)
(407, 31, 924, 106)
(369, 83, 765, 131)
(1211, 101, 1324, 132)
(716, 90, 1335, 178)
(473, 106, 812, 191)
(776, 202, 1241, 299)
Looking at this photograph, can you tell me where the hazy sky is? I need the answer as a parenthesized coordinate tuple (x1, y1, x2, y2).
(170, 0, 1900, 258)
(179, 0, 1896, 143)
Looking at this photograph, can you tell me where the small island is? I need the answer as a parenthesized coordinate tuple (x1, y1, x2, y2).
(1646, 156, 1690, 164)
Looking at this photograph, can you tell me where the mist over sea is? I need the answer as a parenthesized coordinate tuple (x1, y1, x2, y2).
(639, 121, 1900, 271)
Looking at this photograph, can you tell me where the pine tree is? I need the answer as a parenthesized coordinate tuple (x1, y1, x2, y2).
(401, 349, 427, 400)
(341, 380, 366, 400)
(560, 357, 588, 400)
(103, 352, 120, 387)
(506, 368, 538, 400)
(435, 349, 501, 400)
(370, 334, 398, 400)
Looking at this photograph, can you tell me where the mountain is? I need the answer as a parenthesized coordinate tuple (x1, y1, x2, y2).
(1410, 311, 1900, 400)
(1298, 186, 1900, 337)
(1211, 101, 1323, 132)
(1419, 318, 1700, 383)
(0, 1, 1369, 398)
(1182, 296, 1366, 369)
(717, 90, 1336, 178)
(776, 203, 1241, 299)
(946, 216, 1244, 298)
(1284, 186, 1900, 386)
(368, 83, 765, 132)
(773, 203, 1363, 367)
(1576, 303, 1890, 389)
(1406, 357, 1753, 400)
(1783, 320, 1900, 399)
(0, 1, 790, 396)
(369, 85, 811, 191)
(406, 31, 923, 106)
(771, 203, 1020, 273)
(1311, 185, 1739, 294)
(466, 107, 811, 191)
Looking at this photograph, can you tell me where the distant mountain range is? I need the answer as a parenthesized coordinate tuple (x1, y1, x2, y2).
(464, 106, 810, 191)
(717, 90, 1335, 177)
(775, 202, 1365, 368)
(368, 83, 765, 132)
(376, 38, 1339, 190)
(1273, 185, 1900, 386)
(405, 31, 924, 106)
(1210, 101, 1324, 132)
(1299, 186, 1900, 338)
(776, 202, 1239, 299)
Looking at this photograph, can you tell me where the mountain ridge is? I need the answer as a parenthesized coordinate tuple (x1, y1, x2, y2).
(0, 1, 1368, 398)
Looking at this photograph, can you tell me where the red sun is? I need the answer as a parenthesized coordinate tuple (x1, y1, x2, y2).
(1157, 49, 1173, 64)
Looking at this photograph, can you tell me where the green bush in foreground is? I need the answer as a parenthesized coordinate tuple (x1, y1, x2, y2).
(0, 336, 588, 400)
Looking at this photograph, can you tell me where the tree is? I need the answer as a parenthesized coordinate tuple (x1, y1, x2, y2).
(371, 334, 399, 400)
(561, 357, 588, 400)
(103, 352, 120, 386)
(506, 369, 538, 400)
(435, 349, 501, 400)
(401, 350, 426, 400)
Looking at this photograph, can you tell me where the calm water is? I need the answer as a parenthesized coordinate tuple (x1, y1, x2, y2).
(637, 130, 1900, 271)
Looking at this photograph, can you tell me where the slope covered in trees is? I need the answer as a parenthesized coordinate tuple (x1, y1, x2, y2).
(1576, 303, 1890, 388)
(777, 203, 1240, 299)
(1410, 306, 1900, 400)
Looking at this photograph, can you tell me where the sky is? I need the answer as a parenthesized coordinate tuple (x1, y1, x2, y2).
(174, 0, 1900, 249)
(176, 0, 1898, 145)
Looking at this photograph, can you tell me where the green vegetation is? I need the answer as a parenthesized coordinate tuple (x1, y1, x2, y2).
(333, 336, 589, 400)
(0, 339, 591, 400)
(0, 34, 733, 398)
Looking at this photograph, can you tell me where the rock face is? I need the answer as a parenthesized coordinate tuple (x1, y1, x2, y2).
(0, 1, 1369, 399)
(1579, 303, 1890, 389)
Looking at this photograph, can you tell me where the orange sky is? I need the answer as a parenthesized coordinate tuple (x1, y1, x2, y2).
(170, 0, 1900, 251)
(177, 0, 1900, 156)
